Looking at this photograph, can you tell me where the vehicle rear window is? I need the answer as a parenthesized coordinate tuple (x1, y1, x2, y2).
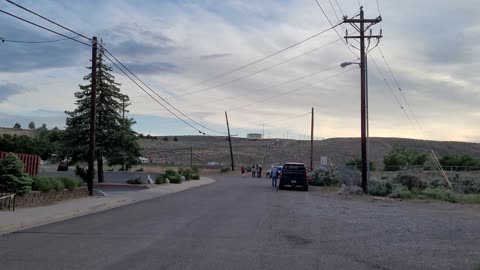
(283, 164, 305, 171)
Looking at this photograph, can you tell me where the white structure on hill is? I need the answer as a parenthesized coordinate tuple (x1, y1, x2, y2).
(247, 133, 262, 139)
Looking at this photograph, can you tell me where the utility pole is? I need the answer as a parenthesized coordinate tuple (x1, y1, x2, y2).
(344, 7, 382, 193)
(190, 146, 193, 169)
(225, 111, 234, 171)
(87, 36, 97, 196)
(310, 107, 314, 171)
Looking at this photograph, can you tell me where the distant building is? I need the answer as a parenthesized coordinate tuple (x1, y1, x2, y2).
(247, 133, 262, 139)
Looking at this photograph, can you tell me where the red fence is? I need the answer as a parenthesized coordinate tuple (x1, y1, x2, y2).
(0, 151, 40, 176)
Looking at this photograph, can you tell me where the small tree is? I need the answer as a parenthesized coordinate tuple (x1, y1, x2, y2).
(0, 153, 33, 194)
(173, 136, 178, 142)
(13, 123, 21, 129)
(28, 121, 35, 129)
(383, 146, 427, 171)
(163, 136, 169, 141)
(40, 123, 47, 130)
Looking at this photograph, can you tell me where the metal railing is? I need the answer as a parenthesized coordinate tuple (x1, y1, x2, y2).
(0, 184, 16, 211)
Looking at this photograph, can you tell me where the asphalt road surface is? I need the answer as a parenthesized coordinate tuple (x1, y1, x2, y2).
(1, 176, 480, 270)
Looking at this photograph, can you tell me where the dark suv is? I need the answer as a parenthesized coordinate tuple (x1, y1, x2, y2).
(278, 163, 308, 191)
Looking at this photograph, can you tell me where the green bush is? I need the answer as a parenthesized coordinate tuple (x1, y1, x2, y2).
(389, 184, 413, 199)
(165, 168, 177, 179)
(383, 147, 428, 171)
(182, 169, 192, 181)
(368, 178, 392, 196)
(32, 176, 81, 192)
(439, 154, 480, 171)
(420, 187, 458, 203)
(394, 174, 428, 190)
(126, 177, 143, 184)
(0, 153, 33, 194)
(155, 174, 165, 184)
(308, 167, 341, 186)
(192, 166, 199, 173)
(74, 165, 90, 183)
(191, 173, 200, 180)
(58, 176, 81, 190)
(51, 178, 65, 191)
(451, 176, 480, 194)
(169, 175, 182, 184)
(220, 167, 230, 173)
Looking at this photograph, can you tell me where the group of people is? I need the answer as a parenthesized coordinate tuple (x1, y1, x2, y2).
(239, 164, 279, 188)
(240, 164, 262, 178)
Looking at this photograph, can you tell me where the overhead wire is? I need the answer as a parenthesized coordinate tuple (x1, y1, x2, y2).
(102, 47, 227, 135)
(1, 34, 80, 43)
(166, 23, 343, 94)
(163, 38, 342, 100)
(1, 4, 225, 135)
(0, 9, 91, 47)
(5, 0, 91, 41)
(227, 67, 357, 112)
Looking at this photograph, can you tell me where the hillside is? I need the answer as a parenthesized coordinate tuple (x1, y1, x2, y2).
(139, 136, 480, 168)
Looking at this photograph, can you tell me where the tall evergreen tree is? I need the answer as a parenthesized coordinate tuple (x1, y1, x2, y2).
(28, 121, 35, 129)
(64, 41, 140, 182)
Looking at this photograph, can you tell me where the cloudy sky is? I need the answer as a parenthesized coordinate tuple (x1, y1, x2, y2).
(0, 0, 479, 142)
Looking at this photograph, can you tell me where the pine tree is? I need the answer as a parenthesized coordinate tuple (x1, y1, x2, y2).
(64, 41, 140, 182)
(28, 121, 35, 129)
(13, 123, 21, 129)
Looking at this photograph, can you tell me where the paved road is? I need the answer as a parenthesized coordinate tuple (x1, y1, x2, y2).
(1, 176, 480, 270)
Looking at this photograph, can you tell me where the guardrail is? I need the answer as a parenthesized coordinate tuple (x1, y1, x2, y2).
(0, 185, 15, 211)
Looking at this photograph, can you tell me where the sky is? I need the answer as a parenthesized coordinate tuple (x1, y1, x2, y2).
(0, 0, 479, 142)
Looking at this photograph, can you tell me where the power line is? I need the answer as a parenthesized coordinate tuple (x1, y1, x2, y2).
(1, 35, 80, 43)
(376, 46, 426, 138)
(0, 9, 91, 47)
(5, 0, 91, 41)
(102, 47, 227, 135)
(167, 23, 343, 93)
(163, 38, 342, 100)
(101, 51, 219, 136)
(140, 63, 343, 112)
(1, 4, 224, 136)
(227, 67, 357, 112)
(313, 0, 358, 59)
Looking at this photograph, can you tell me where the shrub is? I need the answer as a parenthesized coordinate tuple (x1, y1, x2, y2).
(451, 176, 480, 194)
(383, 146, 428, 171)
(169, 175, 182, 184)
(220, 167, 230, 173)
(0, 153, 33, 194)
(126, 177, 143, 184)
(368, 178, 392, 196)
(420, 187, 458, 203)
(308, 167, 341, 186)
(394, 174, 428, 190)
(155, 174, 165, 185)
(192, 166, 199, 173)
(165, 168, 177, 179)
(74, 165, 90, 183)
(182, 169, 192, 180)
(35, 177, 54, 192)
(58, 176, 81, 191)
(57, 163, 68, 171)
(191, 173, 200, 180)
(389, 184, 413, 199)
(51, 178, 65, 191)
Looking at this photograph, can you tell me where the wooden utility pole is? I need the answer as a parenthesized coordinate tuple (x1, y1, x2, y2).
(87, 36, 97, 196)
(190, 146, 193, 169)
(310, 107, 314, 171)
(225, 111, 234, 171)
(344, 7, 382, 193)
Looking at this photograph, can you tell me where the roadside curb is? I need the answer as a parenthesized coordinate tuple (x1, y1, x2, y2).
(0, 177, 216, 236)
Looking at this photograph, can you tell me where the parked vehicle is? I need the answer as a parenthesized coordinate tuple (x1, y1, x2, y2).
(278, 163, 308, 191)
(266, 166, 283, 178)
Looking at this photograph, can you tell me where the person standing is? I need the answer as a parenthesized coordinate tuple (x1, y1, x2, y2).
(258, 165, 262, 178)
(271, 166, 279, 187)
(251, 164, 256, 178)
(241, 165, 245, 176)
